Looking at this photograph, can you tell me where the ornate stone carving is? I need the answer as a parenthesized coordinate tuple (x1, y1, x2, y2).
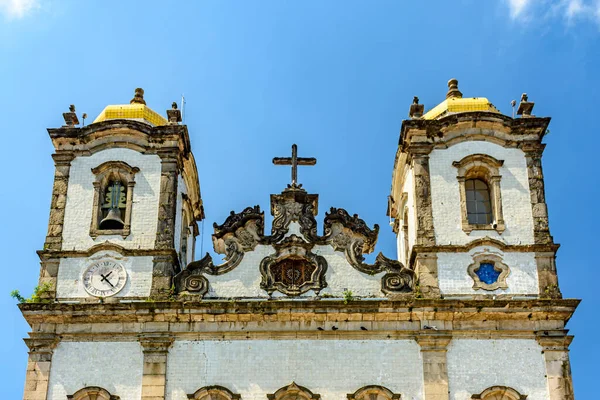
(67, 387, 120, 400)
(471, 386, 527, 400)
(347, 385, 401, 400)
(188, 386, 241, 400)
(467, 253, 510, 291)
(260, 235, 327, 296)
(269, 189, 319, 242)
(174, 206, 264, 295)
(268, 382, 321, 400)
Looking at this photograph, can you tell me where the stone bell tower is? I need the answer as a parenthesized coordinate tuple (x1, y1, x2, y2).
(388, 80, 577, 399)
(39, 88, 204, 303)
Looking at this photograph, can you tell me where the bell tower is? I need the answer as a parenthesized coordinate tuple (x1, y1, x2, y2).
(39, 88, 204, 302)
(390, 80, 559, 299)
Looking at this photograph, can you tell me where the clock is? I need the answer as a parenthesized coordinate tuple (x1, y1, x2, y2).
(82, 260, 127, 297)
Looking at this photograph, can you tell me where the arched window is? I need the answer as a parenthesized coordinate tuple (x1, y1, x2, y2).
(67, 386, 120, 400)
(465, 178, 492, 224)
(453, 154, 505, 233)
(90, 161, 139, 238)
(471, 386, 527, 400)
(187, 385, 240, 400)
(347, 385, 401, 400)
(267, 382, 320, 400)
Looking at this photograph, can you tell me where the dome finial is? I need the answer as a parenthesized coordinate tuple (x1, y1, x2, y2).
(130, 88, 146, 105)
(446, 78, 463, 99)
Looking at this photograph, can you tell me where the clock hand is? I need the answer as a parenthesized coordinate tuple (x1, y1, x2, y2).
(100, 273, 115, 288)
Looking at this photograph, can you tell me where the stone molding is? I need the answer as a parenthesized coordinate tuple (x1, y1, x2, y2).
(89, 160, 140, 239)
(67, 387, 120, 400)
(23, 332, 60, 357)
(347, 385, 401, 400)
(471, 386, 527, 400)
(188, 386, 241, 400)
(267, 382, 321, 400)
(415, 335, 452, 351)
(467, 253, 510, 291)
(453, 154, 505, 234)
(139, 334, 174, 353)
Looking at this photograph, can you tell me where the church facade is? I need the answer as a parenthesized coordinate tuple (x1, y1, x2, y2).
(19, 82, 578, 400)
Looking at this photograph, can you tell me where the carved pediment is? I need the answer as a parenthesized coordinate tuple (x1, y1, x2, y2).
(174, 185, 415, 297)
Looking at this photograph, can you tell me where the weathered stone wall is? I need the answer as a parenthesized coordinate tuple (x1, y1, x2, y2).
(429, 141, 534, 246)
(438, 247, 539, 296)
(447, 339, 548, 399)
(47, 341, 143, 400)
(165, 339, 424, 400)
(62, 148, 162, 250)
(174, 175, 187, 259)
(56, 250, 154, 298)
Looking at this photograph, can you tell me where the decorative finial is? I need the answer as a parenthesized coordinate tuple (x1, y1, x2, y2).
(167, 101, 182, 124)
(446, 78, 463, 99)
(62, 104, 79, 127)
(517, 92, 535, 117)
(409, 96, 424, 119)
(130, 88, 146, 105)
(272, 144, 317, 190)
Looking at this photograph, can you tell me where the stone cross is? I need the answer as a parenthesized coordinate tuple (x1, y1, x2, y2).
(272, 144, 316, 189)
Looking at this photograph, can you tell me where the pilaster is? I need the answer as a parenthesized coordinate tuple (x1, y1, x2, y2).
(152, 149, 179, 296)
(537, 334, 575, 400)
(410, 145, 436, 247)
(521, 143, 553, 245)
(536, 252, 562, 299)
(22, 333, 59, 400)
(44, 152, 73, 251)
(139, 334, 174, 400)
(415, 253, 440, 298)
(416, 335, 451, 400)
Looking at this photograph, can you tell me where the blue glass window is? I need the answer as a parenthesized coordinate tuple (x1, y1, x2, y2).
(475, 263, 500, 284)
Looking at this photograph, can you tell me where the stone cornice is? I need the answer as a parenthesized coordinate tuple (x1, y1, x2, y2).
(410, 239, 560, 257)
(19, 298, 579, 327)
(37, 243, 178, 260)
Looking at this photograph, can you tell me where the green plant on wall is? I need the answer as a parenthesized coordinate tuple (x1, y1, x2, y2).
(11, 282, 53, 304)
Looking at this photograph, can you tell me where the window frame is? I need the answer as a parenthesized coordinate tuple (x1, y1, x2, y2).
(347, 385, 402, 400)
(453, 154, 505, 234)
(471, 385, 527, 400)
(67, 386, 120, 400)
(467, 253, 510, 291)
(187, 385, 241, 400)
(90, 161, 140, 239)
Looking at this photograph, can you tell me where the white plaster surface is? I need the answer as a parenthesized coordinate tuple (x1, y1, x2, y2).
(62, 148, 162, 251)
(447, 339, 549, 400)
(166, 340, 423, 400)
(56, 250, 153, 298)
(47, 341, 143, 400)
(429, 141, 534, 246)
(397, 167, 416, 266)
(438, 246, 539, 296)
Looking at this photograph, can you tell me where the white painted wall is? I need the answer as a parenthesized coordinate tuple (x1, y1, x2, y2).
(447, 339, 549, 400)
(62, 148, 162, 251)
(437, 246, 539, 296)
(429, 141, 534, 246)
(396, 166, 416, 266)
(166, 340, 424, 400)
(56, 250, 153, 298)
(47, 341, 143, 400)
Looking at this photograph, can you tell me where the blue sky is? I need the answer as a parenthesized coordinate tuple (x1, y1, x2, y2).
(1, 0, 598, 398)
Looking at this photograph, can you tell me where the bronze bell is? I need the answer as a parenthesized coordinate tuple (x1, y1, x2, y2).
(99, 207, 125, 230)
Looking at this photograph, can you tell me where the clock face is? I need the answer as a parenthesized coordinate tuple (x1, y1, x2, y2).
(82, 260, 127, 297)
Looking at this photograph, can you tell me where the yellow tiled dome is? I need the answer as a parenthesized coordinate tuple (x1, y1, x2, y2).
(92, 88, 168, 127)
(422, 79, 500, 120)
